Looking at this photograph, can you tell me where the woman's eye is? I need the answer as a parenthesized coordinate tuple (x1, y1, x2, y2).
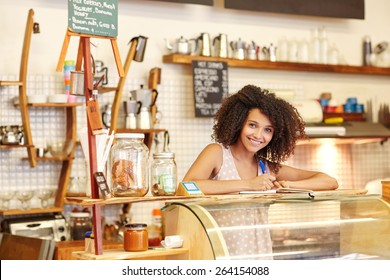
(265, 127, 274, 133)
(249, 123, 256, 128)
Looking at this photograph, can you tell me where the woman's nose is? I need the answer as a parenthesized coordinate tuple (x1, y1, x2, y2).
(254, 128, 264, 139)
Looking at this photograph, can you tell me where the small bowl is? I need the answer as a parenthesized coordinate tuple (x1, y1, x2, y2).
(48, 94, 68, 103)
(27, 95, 47, 104)
(48, 140, 74, 157)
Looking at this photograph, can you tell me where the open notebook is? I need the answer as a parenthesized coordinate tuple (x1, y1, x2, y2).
(239, 188, 315, 199)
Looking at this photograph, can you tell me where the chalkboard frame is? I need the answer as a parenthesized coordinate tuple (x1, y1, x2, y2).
(144, 0, 213, 5)
(225, 0, 365, 20)
(68, 0, 119, 37)
(192, 60, 228, 118)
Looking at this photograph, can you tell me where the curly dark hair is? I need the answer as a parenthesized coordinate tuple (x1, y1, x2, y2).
(212, 84, 307, 174)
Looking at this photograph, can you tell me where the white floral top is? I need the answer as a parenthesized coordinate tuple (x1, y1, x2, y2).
(208, 144, 273, 260)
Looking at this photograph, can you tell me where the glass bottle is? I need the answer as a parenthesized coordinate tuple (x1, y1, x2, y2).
(151, 152, 177, 196)
(310, 28, 320, 63)
(109, 133, 149, 197)
(319, 26, 328, 64)
(148, 208, 163, 247)
(363, 36, 372, 66)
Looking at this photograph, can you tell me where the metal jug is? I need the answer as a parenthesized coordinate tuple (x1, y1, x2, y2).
(262, 43, 277, 62)
(213, 33, 228, 58)
(102, 104, 112, 128)
(245, 41, 258, 60)
(124, 100, 142, 115)
(129, 35, 148, 62)
(130, 85, 158, 108)
(194, 33, 211, 57)
(165, 36, 194, 55)
(230, 38, 246, 60)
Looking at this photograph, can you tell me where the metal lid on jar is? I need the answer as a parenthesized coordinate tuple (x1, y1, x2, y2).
(153, 152, 175, 159)
(115, 133, 145, 139)
(125, 223, 147, 230)
(70, 212, 90, 218)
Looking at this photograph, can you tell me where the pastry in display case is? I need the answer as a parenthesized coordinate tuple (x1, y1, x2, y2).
(163, 193, 390, 260)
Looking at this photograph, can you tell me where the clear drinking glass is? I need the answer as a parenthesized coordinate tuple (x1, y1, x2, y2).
(36, 188, 55, 208)
(0, 190, 15, 210)
(16, 190, 34, 210)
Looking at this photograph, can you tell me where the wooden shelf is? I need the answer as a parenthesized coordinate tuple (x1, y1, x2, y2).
(115, 128, 166, 134)
(163, 54, 390, 76)
(65, 193, 286, 207)
(24, 156, 74, 161)
(97, 86, 117, 94)
(13, 102, 83, 108)
(0, 144, 34, 149)
(73, 248, 188, 260)
(0, 81, 23, 86)
(28, 102, 83, 107)
(0, 207, 63, 216)
(65, 195, 207, 207)
(298, 137, 388, 145)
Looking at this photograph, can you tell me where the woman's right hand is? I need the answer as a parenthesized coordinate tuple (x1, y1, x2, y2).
(249, 174, 276, 191)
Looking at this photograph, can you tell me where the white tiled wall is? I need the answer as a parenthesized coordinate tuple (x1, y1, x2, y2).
(1, 74, 389, 226)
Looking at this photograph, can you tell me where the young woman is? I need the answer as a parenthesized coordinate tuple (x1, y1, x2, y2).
(183, 84, 339, 194)
(182, 85, 339, 260)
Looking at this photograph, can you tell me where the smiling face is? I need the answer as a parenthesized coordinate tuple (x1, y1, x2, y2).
(238, 108, 274, 153)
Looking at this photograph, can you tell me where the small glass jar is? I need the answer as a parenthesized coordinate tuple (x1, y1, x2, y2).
(124, 223, 148, 252)
(151, 152, 177, 196)
(109, 133, 149, 197)
(69, 212, 92, 241)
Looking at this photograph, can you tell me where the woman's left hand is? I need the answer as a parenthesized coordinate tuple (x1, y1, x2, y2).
(273, 180, 290, 189)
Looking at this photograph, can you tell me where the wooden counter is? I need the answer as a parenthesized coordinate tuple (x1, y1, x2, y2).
(70, 189, 374, 260)
(72, 248, 188, 260)
(54, 240, 122, 260)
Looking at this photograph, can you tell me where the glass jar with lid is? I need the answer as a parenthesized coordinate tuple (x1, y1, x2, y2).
(151, 152, 177, 196)
(69, 212, 92, 240)
(123, 223, 148, 252)
(109, 133, 149, 197)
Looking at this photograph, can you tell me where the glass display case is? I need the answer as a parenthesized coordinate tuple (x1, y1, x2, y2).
(163, 194, 390, 260)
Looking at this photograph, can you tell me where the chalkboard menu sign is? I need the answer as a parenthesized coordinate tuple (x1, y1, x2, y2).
(225, 0, 364, 20)
(146, 0, 213, 5)
(68, 0, 118, 37)
(192, 60, 228, 117)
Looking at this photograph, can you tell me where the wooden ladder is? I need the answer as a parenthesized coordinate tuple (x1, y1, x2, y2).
(0, 9, 37, 167)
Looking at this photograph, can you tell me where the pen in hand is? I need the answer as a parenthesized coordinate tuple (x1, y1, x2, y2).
(259, 160, 266, 174)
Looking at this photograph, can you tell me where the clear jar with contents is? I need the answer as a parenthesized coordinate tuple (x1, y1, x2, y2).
(109, 133, 149, 197)
(69, 212, 92, 240)
(124, 223, 148, 252)
(151, 152, 177, 196)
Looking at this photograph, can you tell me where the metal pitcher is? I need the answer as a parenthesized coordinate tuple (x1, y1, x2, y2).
(130, 85, 158, 108)
(102, 103, 112, 128)
(262, 43, 277, 62)
(213, 33, 228, 58)
(194, 32, 211, 57)
(165, 36, 194, 55)
(230, 38, 246, 60)
(129, 35, 148, 62)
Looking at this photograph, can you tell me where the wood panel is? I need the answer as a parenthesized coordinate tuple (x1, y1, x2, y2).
(0, 233, 55, 260)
